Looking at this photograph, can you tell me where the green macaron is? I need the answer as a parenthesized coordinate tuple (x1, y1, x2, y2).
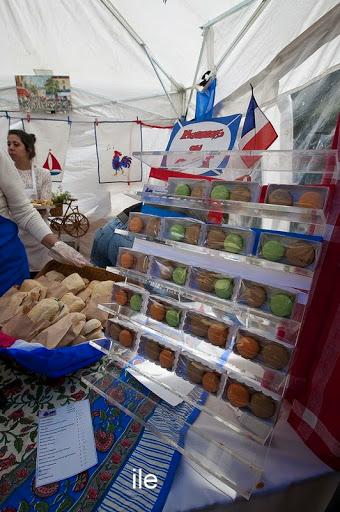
(130, 294, 142, 312)
(175, 183, 191, 196)
(270, 293, 294, 317)
(172, 267, 187, 285)
(210, 184, 230, 200)
(214, 278, 233, 300)
(224, 233, 244, 254)
(262, 240, 285, 261)
(165, 309, 180, 327)
(169, 223, 186, 241)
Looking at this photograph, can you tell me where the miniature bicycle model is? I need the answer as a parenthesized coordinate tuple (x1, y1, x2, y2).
(49, 198, 89, 238)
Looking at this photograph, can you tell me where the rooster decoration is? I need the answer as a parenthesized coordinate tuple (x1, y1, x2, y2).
(112, 150, 132, 175)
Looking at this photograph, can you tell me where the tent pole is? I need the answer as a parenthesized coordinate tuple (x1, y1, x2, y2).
(201, 0, 258, 30)
(97, 0, 182, 92)
(142, 45, 184, 120)
(184, 28, 210, 118)
(216, 0, 271, 72)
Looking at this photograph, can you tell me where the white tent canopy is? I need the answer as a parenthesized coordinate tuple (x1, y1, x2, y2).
(0, 0, 339, 122)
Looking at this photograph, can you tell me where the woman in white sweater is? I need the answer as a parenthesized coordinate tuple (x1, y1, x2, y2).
(0, 150, 86, 296)
(7, 129, 53, 272)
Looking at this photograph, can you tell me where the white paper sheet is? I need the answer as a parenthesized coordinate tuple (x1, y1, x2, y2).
(36, 400, 97, 487)
(128, 361, 194, 406)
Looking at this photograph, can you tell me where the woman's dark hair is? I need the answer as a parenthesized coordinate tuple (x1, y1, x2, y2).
(8, 129, 36, 160)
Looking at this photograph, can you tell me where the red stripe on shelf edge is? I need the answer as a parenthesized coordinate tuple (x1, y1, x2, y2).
(149, 168, 220, 182)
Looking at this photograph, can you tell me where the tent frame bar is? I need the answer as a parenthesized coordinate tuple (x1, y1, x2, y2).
(141, 45, 183, 119)
(201, 0, 258, 29)
(216, 0, 271, 71)
(184, 28, 210, 117)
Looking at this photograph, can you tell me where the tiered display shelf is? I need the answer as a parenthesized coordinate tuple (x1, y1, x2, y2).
(83, 149, 338, 499)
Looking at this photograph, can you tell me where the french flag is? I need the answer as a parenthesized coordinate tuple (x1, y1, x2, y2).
(239, 88, 278, 166)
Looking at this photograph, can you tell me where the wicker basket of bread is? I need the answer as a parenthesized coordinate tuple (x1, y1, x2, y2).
(0, 261, 123, 350)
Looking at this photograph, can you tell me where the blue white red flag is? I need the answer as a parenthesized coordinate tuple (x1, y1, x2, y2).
(239, 89, 278, 166)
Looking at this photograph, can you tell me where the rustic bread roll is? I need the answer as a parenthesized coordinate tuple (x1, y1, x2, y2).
(77, 280, 100, 302)
(59, 313, 87, 347)
(0, 292, 30, 324)
(45, 270, 65, 282)
(34, 312, 86, 348)
(81, 319, 102, 335)
(61, 292, 86, 312)
(84, 281, 114, 326)
(26, 286, 47, 302)
(20, 279, 46, 293)
(28, 298, 61, 324)
(61, 273, 86, 294)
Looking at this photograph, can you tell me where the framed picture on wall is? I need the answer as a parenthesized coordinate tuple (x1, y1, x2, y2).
(15, 75, 72, 113)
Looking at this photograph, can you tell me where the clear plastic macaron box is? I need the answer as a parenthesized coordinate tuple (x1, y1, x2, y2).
(167, 177, 261, 203)
(117, 248, 151, 275)
(265, 184, 329, 210)
(256, 232, 321, 270)
(188, 267, 236, 302)
(127, 212, 162, 239)
(161, 217, 206, 246)
(204, 224, 254, 255)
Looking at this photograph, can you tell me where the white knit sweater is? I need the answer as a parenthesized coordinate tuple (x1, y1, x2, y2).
(0, 150, 51, 242)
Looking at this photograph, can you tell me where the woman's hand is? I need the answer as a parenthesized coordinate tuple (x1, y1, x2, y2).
(42, 235, 89, 267)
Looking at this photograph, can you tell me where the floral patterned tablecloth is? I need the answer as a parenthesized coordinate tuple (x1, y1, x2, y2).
(0, 358, 202, 512)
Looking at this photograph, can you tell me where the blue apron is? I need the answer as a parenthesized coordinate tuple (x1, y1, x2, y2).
(0, 215, 29, 296)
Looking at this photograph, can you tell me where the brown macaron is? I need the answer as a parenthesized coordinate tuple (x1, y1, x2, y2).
(159, 260, 175, 280)
(243, 284, 267, 308)
(120, 252, 135, 269)
(206, 228, 226, 249)
(236, 336, 261, 359)
(190, 315, 210, 338)
(250, 392, 276, 419)
(226, 383, 250, 407)
(135, 254, 149, 273)
(145, 217, 160, 238)
(159, 349, 175, 369)
(108, 322, 122, 341)
(191, 183, 204, 198)
(196, 272, 216, 293)
(286, 241, 315, 268)
(262, 342, 290, 370)
(184, 225, 201, 245)
(114, 289, 128, 306)
(267, 189, 293, 206)
(128, 216, 144, 233)
(230, 186, 251, 202)
(187, 361, 206, 384)
(207, 322, 229, 347)
(118, 329, 134, 348)
(202, 372, 220, 393)
(297, 191, 323, 209)
(149, 302, 166, 322)
(144, 340, 161, 361)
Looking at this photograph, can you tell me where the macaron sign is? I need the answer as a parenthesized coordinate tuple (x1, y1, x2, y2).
(165, 114, 242, 175)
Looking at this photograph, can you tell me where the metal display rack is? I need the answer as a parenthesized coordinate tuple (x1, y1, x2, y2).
(82, 149, 338, 499)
